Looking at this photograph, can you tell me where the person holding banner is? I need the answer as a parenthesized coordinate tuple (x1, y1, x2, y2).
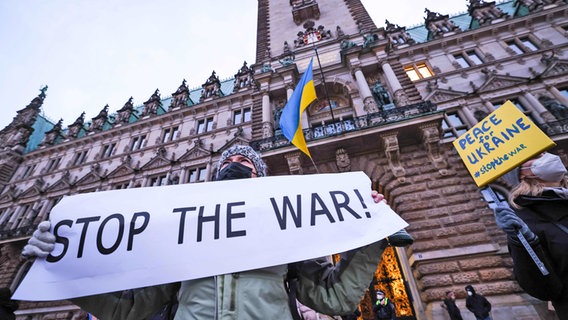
(21, 145, 410, 320)
(493, 152, 568, 318)
(0, 287, 19, 320)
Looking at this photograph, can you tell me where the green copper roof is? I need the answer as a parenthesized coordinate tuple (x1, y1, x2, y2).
(406, 0, 518, 44)
(25, 114, 55, 153)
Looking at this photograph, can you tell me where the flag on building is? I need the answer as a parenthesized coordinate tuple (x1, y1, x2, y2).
(279, 59, 317, 158)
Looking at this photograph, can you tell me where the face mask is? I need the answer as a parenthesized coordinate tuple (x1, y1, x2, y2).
(217, 162, 253, 181)
(467, 291, 473, 296)
(525, 153, 567, 182)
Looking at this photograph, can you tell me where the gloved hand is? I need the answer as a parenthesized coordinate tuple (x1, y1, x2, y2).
(21, 221, 56, 258)
(493, 206, 536, 242)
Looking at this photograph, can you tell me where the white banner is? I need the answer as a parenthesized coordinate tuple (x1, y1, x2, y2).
(14, 172, 408, 301)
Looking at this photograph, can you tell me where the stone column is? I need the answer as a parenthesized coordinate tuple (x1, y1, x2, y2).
(380, 61, 403, 93)
(178, 167, 187, 185)
(353, 68, 378, 114)
(261, 91, 274, 138)
(520, 91, 547, 122)
(461, 105, 478, 126)
(0, 207, 12, 226)
(205, 161, 212, 182)
(546, 85, 568, 106)
(36, 198, 52, 222)
(380, 60, 408, 106)
(483, 100, 496, 112)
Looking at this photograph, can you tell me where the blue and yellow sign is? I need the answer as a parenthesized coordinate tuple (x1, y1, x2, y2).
(453, 100, 556, 187)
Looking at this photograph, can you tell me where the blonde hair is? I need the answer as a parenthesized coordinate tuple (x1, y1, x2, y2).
(509, 176, 568, 209)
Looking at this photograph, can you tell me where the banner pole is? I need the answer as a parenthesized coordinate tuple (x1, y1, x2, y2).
(484, 186, 549, 276)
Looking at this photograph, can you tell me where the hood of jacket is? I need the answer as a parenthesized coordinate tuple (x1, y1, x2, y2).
(514, 189, 568, 222)
(465, 285, 476, 295)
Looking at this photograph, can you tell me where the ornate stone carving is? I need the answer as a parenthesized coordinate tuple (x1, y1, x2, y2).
(142, 89, 162, 116)
(116, 97, 135, 124)
(67, 112, 85, 138)
(381, 132, 405, 182)
(468, 0, 508, 26)
(171, 79, 191, 109)
(285, 152, 303, 175)
(233, 61, 254, 91)
(420, 125, 448, 175)
(424, 8, 461, 39)
(200, 71, 222, 102)
(384, 20, 415, 47)
(335, 148, 352, 172)
(291, 1, 320, 25)
(262, 121, 274, 139)
(39, 119, 64, 147)
(293, 20, 332, 48)
(393, 90, 410, 106)
(90, 105, 109, 132)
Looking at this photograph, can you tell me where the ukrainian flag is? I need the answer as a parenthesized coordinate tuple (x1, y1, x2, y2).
(279, 59, 317, 157)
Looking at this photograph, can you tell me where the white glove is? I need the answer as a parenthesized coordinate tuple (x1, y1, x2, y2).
(21, 221, 56, 258)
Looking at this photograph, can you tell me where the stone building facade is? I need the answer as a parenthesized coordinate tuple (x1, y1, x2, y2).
(0, 0, 567, 319)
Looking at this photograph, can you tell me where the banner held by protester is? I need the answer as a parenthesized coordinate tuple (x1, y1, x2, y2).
(13, 171, 408, 301)
(453, 100, 556, 187)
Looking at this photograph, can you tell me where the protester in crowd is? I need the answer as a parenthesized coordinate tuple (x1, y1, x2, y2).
(464, 285, 491, 320)
(342, 308, 361, 320)
(493, 152, 568, 318)
(372, 290, 395, 320)
(21, 145, 412, 320)
(0, 287, 19, 320)
(441, 290, 463, 320)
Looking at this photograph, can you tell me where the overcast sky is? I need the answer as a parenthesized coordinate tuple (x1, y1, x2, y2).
(0, 0, 470, 129)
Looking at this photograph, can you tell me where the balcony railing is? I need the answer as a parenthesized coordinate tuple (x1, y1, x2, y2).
(538, 118, 568, 136)
(252, 101, 437, 152)
(0, 223, 38, 240)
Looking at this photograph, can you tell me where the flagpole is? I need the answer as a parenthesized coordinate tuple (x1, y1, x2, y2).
(311, 43, 336, 123)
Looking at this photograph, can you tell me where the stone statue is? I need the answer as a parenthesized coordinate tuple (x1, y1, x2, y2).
(372, 81, 391, 106)
(336, 26, 344, 38)
(340, 40, 356, 50)
(539, 95, 568, 120)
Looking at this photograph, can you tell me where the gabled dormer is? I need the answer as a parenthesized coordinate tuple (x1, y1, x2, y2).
(141, 89, 163, 117)
(171, 79, 193, 110)
(468, 0, 508, 27)
(115, 97, 137, 125)
(384, 20, 416, 48)
(90, 105, 109, 133)
(424, 8, 462, 40)
(199, 71, 224, 102)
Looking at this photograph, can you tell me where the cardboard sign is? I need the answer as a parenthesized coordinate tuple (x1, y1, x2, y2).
(13, 172, 408, 301)
(453, 100, 556, 187)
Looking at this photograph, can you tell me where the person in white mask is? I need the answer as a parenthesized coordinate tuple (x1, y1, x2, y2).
(493, 152, 568, 319)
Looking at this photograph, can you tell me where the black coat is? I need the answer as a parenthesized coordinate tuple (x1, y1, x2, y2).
(373, 298, 395, 320)
(442, 298, 463, 320)
(464, 290, 491, 318)
(0, 301, 18, 320)
(511, 190, 568, 318)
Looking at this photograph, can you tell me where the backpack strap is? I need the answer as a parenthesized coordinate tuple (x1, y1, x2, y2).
(286, 263, 303, 320)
